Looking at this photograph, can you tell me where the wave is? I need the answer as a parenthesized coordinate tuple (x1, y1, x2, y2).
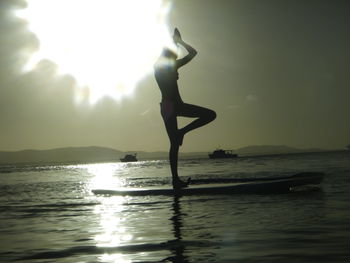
(17, 239, 215, 261)
(0, 202, 99, 218)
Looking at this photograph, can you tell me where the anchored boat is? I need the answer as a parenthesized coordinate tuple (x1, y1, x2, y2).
(120, 153, 138, 162)
(209, 149, 238, 159)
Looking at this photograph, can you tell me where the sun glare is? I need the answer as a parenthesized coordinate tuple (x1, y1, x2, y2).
(16, 0, 174, 103)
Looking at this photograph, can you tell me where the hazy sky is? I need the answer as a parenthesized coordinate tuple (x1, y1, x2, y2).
(1, 0, 349, 152)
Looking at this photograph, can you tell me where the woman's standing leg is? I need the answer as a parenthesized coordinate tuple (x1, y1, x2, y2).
(162, 115, 189, 189)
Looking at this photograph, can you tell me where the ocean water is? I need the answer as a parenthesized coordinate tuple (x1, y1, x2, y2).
(0, 151, 350, 263)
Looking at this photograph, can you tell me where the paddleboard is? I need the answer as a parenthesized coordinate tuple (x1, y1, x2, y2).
(92, 172, 324, 196)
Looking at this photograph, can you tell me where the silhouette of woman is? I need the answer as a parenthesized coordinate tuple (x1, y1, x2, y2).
(154, 28, 216, 190)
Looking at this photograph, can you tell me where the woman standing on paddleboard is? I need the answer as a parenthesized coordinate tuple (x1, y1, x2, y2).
(154, 28, 216, 190)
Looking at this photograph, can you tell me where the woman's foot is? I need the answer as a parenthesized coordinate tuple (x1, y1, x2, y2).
(173, 177, 191, 190)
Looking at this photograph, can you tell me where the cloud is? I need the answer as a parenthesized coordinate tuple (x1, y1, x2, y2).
(226, 104, 240, 110)
(246, 94, 258, 102)
(140, 108, 151, 116)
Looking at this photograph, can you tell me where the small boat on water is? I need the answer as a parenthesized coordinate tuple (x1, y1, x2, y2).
(120, 153, 138, 162)
(209, 149, 238, 159)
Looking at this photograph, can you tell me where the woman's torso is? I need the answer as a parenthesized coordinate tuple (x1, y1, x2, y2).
(154, 61, 183, 104)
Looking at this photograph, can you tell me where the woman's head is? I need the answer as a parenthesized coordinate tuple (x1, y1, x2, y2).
(162, 48, 178, 60)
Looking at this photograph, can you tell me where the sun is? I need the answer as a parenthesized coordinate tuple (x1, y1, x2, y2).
(16, 0, 174, 103)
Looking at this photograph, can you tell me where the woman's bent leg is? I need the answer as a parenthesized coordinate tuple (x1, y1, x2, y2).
(177, 103, 216, 144)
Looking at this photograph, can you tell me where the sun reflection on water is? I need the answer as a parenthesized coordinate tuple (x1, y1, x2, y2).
(93, 192, 136, 262)
(100, 253, 132, 263)
(87, 162, 135, 261)
(94, 195, 133, 246)
(88, 162, 126, 190)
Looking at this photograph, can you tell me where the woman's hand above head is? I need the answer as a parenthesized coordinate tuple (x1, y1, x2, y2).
(173, 28, 182, 44)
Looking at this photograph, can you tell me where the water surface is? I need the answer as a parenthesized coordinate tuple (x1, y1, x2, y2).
(1, 151, 349, 262)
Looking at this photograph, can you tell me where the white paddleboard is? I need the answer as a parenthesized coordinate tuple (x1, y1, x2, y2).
(92, 172, 324, 196)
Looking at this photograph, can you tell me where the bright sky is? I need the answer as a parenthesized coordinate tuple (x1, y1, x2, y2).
(16, 0, 174, 103)
(0, 0, 349, 152)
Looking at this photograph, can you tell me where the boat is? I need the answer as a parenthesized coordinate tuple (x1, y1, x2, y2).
(208, 149, 238, 159)
(120, 153, 138, 162)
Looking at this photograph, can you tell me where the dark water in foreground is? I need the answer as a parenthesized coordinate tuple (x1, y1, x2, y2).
(0, 151, 350, 262)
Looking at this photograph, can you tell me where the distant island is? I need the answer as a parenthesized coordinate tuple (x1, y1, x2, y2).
(0, 145, 333, 165)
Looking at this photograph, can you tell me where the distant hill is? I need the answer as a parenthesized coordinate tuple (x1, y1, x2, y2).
(0, 146, 122, 164)
(137, 150, 206, 160)
(0, 145, 326, 164)
(235, 145, 323, 156)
